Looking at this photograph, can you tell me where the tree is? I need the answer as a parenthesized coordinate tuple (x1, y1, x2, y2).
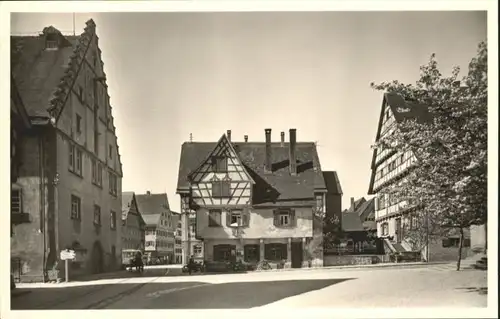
(323, 214, 345, 250)
(370, 41, 487, 270)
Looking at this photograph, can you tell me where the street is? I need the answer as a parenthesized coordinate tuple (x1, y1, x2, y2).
(11, 264, 487, 309)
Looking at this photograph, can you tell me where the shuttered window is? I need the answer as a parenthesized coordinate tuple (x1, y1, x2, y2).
(226, 210, 250, 227)
(209, 209, 222, 227)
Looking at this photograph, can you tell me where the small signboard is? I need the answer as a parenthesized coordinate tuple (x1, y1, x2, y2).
(60, 249, 76, 260)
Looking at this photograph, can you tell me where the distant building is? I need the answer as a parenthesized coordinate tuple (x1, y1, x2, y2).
(176, 129, 327, 268)
(340, 197, 378, 254)
(368, 93, 471, 261)
(10, 20, 123, 282)
(137, 192, 176, 264)
(172, 213, 183, 264)
(121, 192, 146, 251)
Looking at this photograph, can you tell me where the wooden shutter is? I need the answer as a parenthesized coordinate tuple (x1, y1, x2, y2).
(226, 211, 231, 226)
(242, 210, 249, 227)
(290, 209, 296, 227)
(273, 210, 279, 226)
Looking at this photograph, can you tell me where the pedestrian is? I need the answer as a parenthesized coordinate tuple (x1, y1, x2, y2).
(188, 255, 195, 275)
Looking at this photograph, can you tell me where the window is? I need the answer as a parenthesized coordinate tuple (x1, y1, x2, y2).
(71, 195, 81, 220)
(211, 156, 228, 172)
(273, 209, 295, 227)
(11, 189, 22, 214)
(75, 148, 83, 175)
(94, 205, 101, 226)
(399, 154, 404, 165)
(193, 245, 202, 256)
(409, 215, 418, 230)
(69, 144, 75, 170)
(212, 178, 231, 198)
(264, 243, 287, 261)
(110, 211, 116, 230)
(315, 194, 324, 214)
(378, 194, 386, 210)
(109, 172, 117, 196)
(230, 211, 242, 226)
(213, 245, 233, 261)
(208, 209, 222, 227)
(76, 114, 82, 134)
(91, 159, 102, 186)
(109, 144, 113, 159)
(244, 245, 260, 262)
(381, 222, 389, 236)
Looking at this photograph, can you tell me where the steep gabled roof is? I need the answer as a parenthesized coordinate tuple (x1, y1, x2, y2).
(323, 171, 343, 195)
(177, 134, 327, 206)
(136, 192, 170, 215)
(11, 20, 124, 177)
(11, 73, 31, 129)
(357, 198, 374, 218)
(121, 191, 145, 225)
(368, 93, 432, 194)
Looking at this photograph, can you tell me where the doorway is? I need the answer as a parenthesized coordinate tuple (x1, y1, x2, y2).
(291, 241, 303, 268)
(91, 241, 104, 274)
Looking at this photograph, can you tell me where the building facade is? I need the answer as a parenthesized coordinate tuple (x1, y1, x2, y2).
(137, 192, 176, 264)
(172, 214, 183, 264)
(121, 192, 145, 251)
(176, 129, 327, 268)
(368, 93, 471, 262)
(10, 20, 124, 282)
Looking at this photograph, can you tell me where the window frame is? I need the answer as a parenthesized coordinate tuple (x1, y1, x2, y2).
(93, 204, 102, 226)
(110, 210, 117, 230)
(71, 195, 81, 220)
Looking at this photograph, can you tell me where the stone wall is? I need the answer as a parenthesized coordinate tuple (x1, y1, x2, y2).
(324, 254, 389, 266)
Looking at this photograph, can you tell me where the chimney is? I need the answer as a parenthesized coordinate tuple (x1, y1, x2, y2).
(265, 129, 272, 173)
(350, 197, 355, 210)
(244, 135, 248, 143)
(289, 128, 297, 175)
(147, 191, 151, 196)
(280, 131, 285, 147)
(227, 130, 231, 142)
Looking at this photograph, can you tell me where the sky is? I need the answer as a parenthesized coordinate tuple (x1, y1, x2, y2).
(9, 10, 487, 213)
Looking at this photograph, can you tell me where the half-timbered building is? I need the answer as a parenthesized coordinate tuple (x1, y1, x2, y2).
(368, 93, 472, 261)
(176, 128, 327, 268)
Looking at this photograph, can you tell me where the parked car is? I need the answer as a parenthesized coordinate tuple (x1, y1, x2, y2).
(182, 261, 205, 273)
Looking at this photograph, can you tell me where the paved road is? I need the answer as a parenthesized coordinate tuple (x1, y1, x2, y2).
(11, 265, 488, 310)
